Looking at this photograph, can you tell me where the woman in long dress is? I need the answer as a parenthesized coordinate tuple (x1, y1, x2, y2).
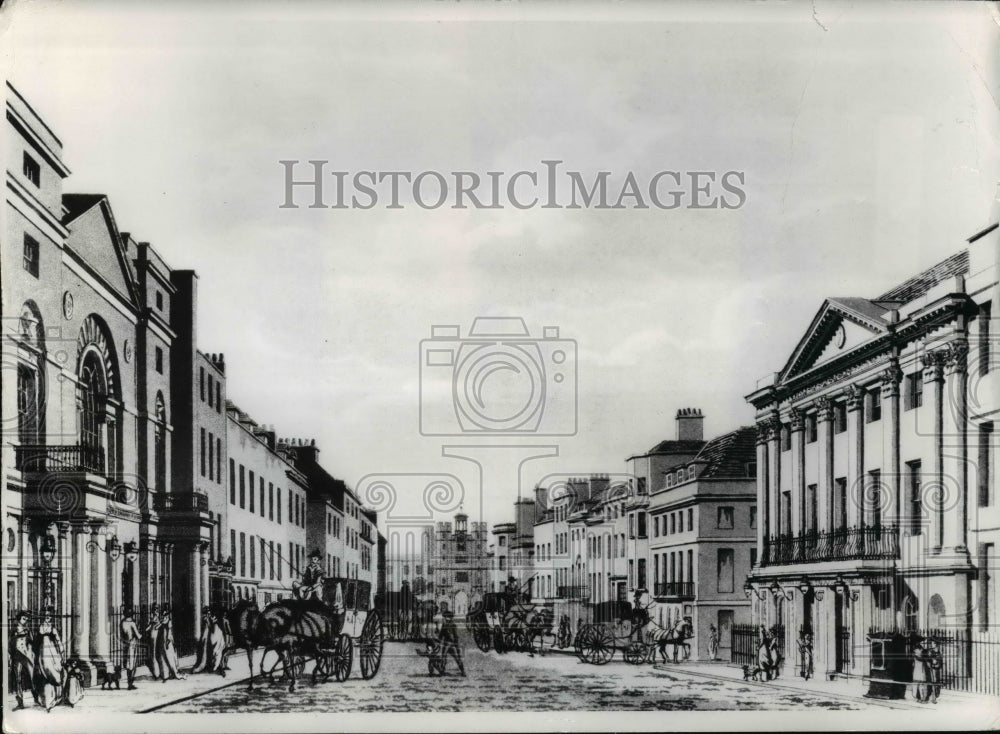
(204, 609, 227, 673)
(191, 606, 211, 673)
(34, 610, 65, 711)
(145, 604, 162, 680)
(155, 606, 184, 680)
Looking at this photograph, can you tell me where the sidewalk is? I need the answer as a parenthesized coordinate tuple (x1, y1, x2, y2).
(649, 659, 997, 712)
(6, 651, 256, 721)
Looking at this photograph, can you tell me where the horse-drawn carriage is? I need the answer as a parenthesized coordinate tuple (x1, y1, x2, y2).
(467, 592, 554, 654)
(227, 577, 384, 691)
(575, 599, 693, 666)
(375, 587, 437, 642)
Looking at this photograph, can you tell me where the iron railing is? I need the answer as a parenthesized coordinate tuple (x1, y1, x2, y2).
(14, 444, 105, 474)
(153, 492, 209, 513)
(761, 526, 899, 566)
(732, 623, 786, 668)
(654, 581, 696, 599)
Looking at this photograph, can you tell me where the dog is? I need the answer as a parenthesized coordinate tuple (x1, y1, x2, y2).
(101, 664, 123, 690)
(742, 663, 764, 682)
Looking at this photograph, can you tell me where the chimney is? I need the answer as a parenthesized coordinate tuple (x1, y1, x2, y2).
(676, 408, 704, 441)
(534, 485, 548, 520)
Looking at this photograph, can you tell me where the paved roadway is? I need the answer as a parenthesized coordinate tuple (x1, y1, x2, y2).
(156, 642, 878, 713)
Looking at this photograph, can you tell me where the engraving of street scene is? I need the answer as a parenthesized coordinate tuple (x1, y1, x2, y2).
(2, 2, 999, 731)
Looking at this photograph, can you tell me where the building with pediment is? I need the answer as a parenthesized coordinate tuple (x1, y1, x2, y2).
(746, 222, 998, 683)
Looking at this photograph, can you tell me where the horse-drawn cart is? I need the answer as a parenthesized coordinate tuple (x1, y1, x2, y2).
(245, 577, 384, 690)
(467, 592, 553, 654)
(575, 600, 693, 666)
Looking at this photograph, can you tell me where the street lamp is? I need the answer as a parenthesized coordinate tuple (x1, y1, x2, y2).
(86, 533, 122, 561)
(40, 534, 56, 608)
(123, 540, 139, 564)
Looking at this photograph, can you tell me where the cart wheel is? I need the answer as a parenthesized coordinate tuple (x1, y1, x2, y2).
(359, 611, 384, 680)
(333, 633, 353, 682)
(581, 625, 615, 665)
(574, 625, 595, 661)
(624, 641, 647, 665)
(472, 625, 492, 652)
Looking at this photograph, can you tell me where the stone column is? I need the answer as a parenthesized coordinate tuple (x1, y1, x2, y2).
(755, 424, 769, 560)
(922, 349, 947, 551)
(57, 522, 72, 643)
(942, 340, 970, 557)
(767, 414, 782, 540)
(880, 364, 902, 530)
(790, 408, 806, 539)
(200, 542, 210, 612)
(71, 524, 90, 659)
(90, 524, 110, 660)
(845, 385, 865, 531)
(191, 543, 203, 642)
(815, 396, 834, 534)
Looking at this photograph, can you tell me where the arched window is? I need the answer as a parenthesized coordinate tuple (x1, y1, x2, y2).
(79, 350, 107, 452)
(16, 302, 46, 445)
(76, 316, 121, 476)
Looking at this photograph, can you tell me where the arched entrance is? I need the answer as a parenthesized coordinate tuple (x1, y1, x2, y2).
(928, 594, 946, 628)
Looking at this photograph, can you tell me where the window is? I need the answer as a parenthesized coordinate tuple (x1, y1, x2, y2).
(156, 290, 163, 311)
(833, 402, 847, 434)
(239, 465, 246, 508)
(23, 152, 40, 186)
(200, 428, 206, 476)
(216, 437, 222, 483)
(979, 423, 994, 507)
(807, 484, 817, 533)
(781, 491, 791, 535)
(907, 460, 922, 535)
(669, 514, 676, 534)
(904, 373, 923, 411)
(456, 572, 469, 583)
(240, 532, 246, 577)
(869, 470, 882, 529)
(230, 529, 235, 564)
(250, 535, 256, 577)
(637, 558, 647, 589)
(23, 234, 39, 277)
(269, 483, 275, 520)
(629, 513, 636, 539)
(155, 347, 163, 374)
(750, 547, 758, 568)
(806, 414, 818, 443)
(780, 423, 791, 451)
(717, 506, 734, 530)
(229, 459, 236, 504)
(688, 508, 693, 531)
(200, 367, 205, 401)
(835, 477, 847, 530)
(979, 301, 992, 377)
(260, 477, 265, 518)
(750, 506, 757, 529)
(249, 471, 255, 512)
(866, 387, 882, 423)
(638, 512, 647, 538)
(688, 466, 697, 480)
(208, 431, 214, 480)
(717, 548, 734, 593)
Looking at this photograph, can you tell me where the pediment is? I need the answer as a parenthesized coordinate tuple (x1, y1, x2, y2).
(63, 196, 139, 307)
(778, 298, 890, 383)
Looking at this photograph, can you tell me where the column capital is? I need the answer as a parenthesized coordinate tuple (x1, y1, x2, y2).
(880, 364, 903, 397)
(845, 384, 864, 411)
(944, 339, 969, 375)
(789, 409, 805, 432)
(814, 394, 836, 422)
(922, 347, 949, 383)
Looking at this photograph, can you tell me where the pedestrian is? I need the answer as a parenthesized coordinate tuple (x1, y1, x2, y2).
(155, 606, 185, 681)
(119, 607, 141, 689)
(708, 624, 720, 661)
(145, 604, 162, 680)
(10, 611, 38, 710)
(924, 638, 943, 703)
(34, 608, 65, 711)
(797, 630, 813, 680)
(191, 606, 212, 673)
(436, 602, 465, 677)
(61, 659, 85, 707)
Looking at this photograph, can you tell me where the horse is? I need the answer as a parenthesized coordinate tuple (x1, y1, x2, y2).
(757, 628, 783, 681)
(632, 607, 693, 663)
(221, 600, 266, 690)
(522, 607, 556, 656)
(258, 598, 343, 692)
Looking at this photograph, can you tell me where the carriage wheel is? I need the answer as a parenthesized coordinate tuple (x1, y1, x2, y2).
(624, 641, 647, 665)
(574, 625, 595, 660)
(581, 625, 615, 665)
(472, 625, 492, 652)
(359, 611, 384, 680)
(333, 633, 353, 682)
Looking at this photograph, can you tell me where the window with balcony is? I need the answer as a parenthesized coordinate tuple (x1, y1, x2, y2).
(17, 364, 40, 444)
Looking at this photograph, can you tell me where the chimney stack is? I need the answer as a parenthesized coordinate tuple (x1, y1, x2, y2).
(676, 407, 704, 441)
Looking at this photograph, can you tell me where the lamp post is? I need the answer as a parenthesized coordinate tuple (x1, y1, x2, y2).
(40, 534, 56, 609)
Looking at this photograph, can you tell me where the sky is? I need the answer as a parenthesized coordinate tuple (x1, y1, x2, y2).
(3, 0, 999, 530)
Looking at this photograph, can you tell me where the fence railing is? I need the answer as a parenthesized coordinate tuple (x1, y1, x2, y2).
(557, 585, 590, 600)
(14, 444, 105, 474)
(761, 526, 899, 566)
(731, 623, 786, 668)
(653, 582, 695, 599)
(108, 604, 151, 673)
(866, 626, 1000, 698)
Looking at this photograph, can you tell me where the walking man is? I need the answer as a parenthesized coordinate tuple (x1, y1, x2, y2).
(10, 611, 37, 710)
(708, 624, 720, 661)
(119, 608, 141, 689)
(436, 602, 466, 677)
